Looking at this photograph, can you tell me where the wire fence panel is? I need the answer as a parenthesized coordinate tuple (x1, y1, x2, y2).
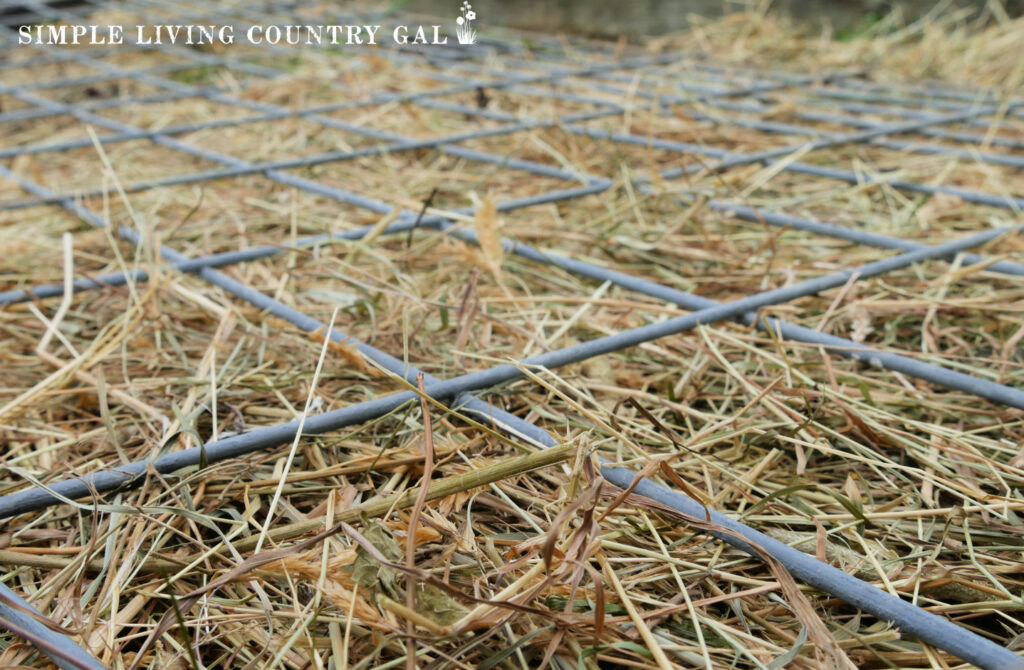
(1, 1, 1023, 669)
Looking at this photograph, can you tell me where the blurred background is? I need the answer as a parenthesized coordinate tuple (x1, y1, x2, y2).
(398, 0, 1024, 37)
(1, 0, 1022, 35)
(0, 0, 1019, 35)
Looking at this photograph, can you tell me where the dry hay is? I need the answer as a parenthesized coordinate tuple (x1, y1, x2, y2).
(0, 2, 1023, 669)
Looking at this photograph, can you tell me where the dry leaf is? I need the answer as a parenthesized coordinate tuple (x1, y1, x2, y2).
(351, 521, 404, 596)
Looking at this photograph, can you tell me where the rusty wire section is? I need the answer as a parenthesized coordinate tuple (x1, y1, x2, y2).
(1, 1, 1023, 668)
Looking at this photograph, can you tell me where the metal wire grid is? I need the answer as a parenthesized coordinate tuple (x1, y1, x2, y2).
(1, 1, 1023, 668)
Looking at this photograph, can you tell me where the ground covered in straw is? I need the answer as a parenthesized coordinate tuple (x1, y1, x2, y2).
(1, 2, 1023, 669)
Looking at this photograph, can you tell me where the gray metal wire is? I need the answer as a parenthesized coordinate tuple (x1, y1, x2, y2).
(393, 95, 1024, 275)
(587, 69, 1024, 153)
(2, 178, 1022, 669)
(2, 157, 1024, 668)
(407, 52, 1024, 169)
(0, 583, 105, 670)
(4, 174, 1023, 516)
(2, 2, 1024, 668)
(389, 61, 1024, 209)
(4, 0, 1024, 463)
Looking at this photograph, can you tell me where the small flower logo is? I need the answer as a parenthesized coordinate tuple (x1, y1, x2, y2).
(456, 1, 477, 45)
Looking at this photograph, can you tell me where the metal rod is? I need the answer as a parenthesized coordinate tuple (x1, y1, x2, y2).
(5, 161, 1024, 519)
(5, 106, 1022, 414)
(2, 143, 1022, 670)
(2, 19, 1020, 416)
(3, 6, 1023, 669)
(705, 200, 1024, 276)
(0, 582, 105, 670)
(6, 170, 1022, 415)
(376, 56, 1024, 209)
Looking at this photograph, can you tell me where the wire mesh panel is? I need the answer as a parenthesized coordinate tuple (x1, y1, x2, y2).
(1, 1, 1023, 669)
